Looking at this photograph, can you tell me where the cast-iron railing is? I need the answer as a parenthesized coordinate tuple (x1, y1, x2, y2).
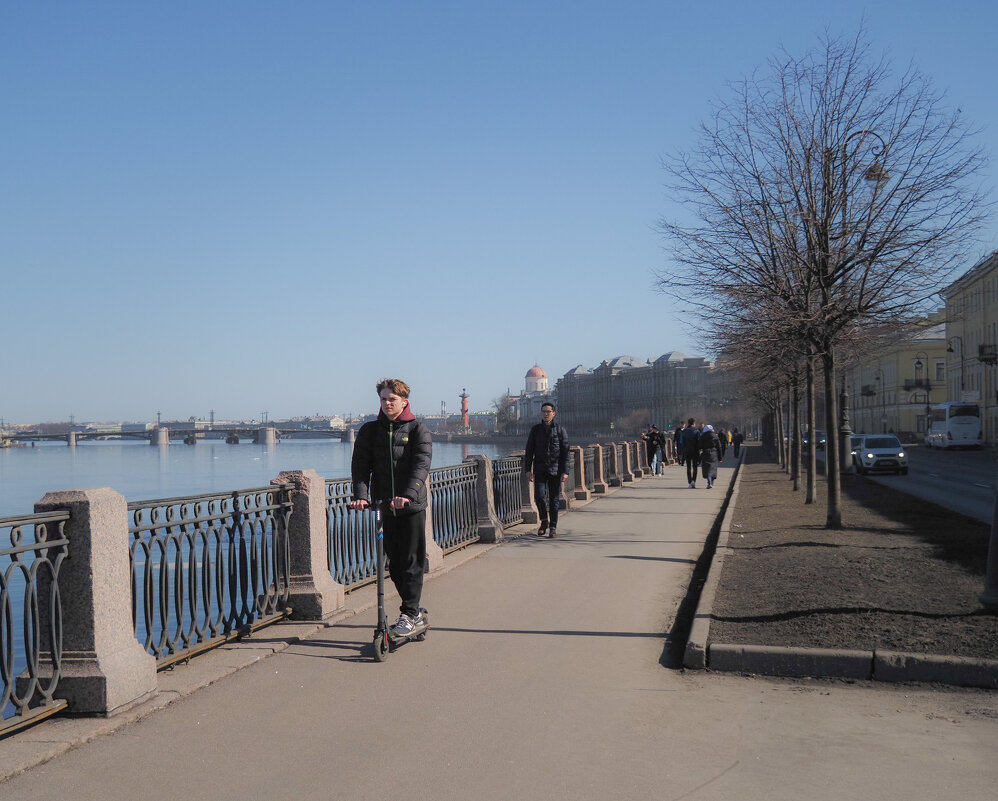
(1, 511, 70, 735)
(584, 447, 595, 490)
(429, 463, 479, 552)
(128, 486, 293, 667)
(325, 479, 379, 588)
(325, 462, 480, 590)
(492, 455, 525, 526)
(600, 445, 613, 482)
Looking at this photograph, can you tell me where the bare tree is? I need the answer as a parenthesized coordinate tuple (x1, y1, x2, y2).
(658, 28, 989, 527)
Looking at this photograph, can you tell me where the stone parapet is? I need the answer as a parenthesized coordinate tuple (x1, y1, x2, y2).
(274, 470, 345, 620)
(32, 488, 158, 716)
(466, 455, 503, 543)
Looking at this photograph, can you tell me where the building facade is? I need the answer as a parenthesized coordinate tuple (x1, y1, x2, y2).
(555, 353, 715, 437)
(941, 250, 998, 443)
(842, 322, 946, 439)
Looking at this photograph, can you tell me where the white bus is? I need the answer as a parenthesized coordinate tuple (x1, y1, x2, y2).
(925, 402, 982, 449)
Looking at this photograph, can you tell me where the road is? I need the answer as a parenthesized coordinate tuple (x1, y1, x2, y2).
(823, 442, 998, 523)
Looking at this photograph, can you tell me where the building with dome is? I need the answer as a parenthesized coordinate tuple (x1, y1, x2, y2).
(504, 364, 556, 434)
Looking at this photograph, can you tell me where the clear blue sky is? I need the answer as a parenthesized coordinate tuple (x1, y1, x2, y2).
(2, 1, 995, 423)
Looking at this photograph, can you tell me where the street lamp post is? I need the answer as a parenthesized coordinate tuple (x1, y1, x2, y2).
(947, 336, 965, 397)
(914, 350, 932, 434)
(839, 369, 853, 473)
(834, 130, 889, 468)
(875, 368, 887, 433)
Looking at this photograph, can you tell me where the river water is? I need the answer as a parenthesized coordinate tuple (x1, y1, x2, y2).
(0, 438, 512, 519)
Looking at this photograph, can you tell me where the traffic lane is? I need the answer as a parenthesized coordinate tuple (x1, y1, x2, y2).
(822, 445, 996, 523)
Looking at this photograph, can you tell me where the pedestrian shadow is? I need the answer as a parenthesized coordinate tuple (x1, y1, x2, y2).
(609, 555, 697, 565)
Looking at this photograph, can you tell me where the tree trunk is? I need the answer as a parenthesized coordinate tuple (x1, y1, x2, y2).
(791, 373, 801, 491)
(822, 350, 842, 528)
(805, 354, 817, 503)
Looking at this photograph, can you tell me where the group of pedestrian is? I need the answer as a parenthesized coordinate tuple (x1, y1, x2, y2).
(640, 425, 667, 475)
(347, 374, 748, 639)
(676, 418, 742, 489)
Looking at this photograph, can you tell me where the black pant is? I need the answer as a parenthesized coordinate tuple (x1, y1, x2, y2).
(686, 452, 700, 484)
(533, 474, 562, 529)
(383, 509, 426, 618)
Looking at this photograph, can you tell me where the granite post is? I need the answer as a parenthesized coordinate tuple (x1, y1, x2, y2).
(274, 470, 345, 619)
(423, 473, 444, 571)
(620, 442, 636, 482)
(571, 446, 591, 502)
(590, 443, 609, 494)
(467, 455, 503, 543)
(607, 443, 623, 487)
(33, 488, 157, 716)
(520, 468, 539, 524)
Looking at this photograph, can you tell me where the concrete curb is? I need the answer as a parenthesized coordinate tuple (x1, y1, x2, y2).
(683, 450, 998, 690)
(683, 450, 744, 669)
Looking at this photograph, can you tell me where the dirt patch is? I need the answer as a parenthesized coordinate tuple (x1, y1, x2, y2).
(707, 450, 998, 660)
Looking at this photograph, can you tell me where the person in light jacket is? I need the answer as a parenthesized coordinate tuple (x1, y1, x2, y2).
(698, 424, 722, 489)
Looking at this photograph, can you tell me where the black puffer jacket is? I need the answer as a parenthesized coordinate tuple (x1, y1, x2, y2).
(524, 421, 569, 477)
(351, 407, 432, 513)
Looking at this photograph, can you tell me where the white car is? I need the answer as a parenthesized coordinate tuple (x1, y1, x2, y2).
(852, 434, 908, 476)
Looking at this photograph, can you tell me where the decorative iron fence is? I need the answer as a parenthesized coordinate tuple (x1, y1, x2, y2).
(1, 511, 69, 735)
(325, 462, 480, 590)
(603, 445, 616, 482)
(325, 479, 379, 588)
(428, 463, 478, 552)
(492, 455, 524, 526)
(127, 486, 293, 667)
(584, 447, 596, 489)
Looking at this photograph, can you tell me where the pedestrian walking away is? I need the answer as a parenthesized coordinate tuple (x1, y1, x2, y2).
(350, 378, 432, 640)
(699, 424, 722, 489)
(524, 401, 569, 537)
(674, 424, 685, 466)
(681, 418, 700, 487)
(732, 428, 744, 459)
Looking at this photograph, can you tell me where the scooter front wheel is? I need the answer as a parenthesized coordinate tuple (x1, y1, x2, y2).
(372, 630, 390, 662)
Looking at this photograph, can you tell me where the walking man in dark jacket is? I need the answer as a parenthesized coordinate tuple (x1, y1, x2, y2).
(682, 417, 700, 488)
(524, 402, 569, 538)
(350, 378, 432, 638)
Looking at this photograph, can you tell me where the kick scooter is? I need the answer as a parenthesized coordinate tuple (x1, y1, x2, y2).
(372, 508, 428, 662)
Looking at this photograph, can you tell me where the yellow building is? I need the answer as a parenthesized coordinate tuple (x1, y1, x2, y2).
(843, 322, 946, 440)
(941, 250, 998, 444)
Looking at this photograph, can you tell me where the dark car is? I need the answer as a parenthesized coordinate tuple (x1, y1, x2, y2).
(802, 429, 827, 450)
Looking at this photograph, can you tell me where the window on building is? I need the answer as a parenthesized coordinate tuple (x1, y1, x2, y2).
(935, 360, 945, 382)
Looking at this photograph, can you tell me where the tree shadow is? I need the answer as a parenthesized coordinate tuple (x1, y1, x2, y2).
(837, 472, 991, 574)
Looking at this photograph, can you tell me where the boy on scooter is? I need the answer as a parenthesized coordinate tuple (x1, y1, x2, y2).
(349, 378, 433, 638)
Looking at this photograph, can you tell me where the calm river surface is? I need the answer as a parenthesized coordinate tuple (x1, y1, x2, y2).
(0, 439, 513, 519)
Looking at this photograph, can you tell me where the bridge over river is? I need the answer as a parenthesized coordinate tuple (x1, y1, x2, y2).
(2, 426, 348, 446)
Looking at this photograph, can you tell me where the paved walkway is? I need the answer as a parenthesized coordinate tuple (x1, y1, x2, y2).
(2, 463, 996, 800)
